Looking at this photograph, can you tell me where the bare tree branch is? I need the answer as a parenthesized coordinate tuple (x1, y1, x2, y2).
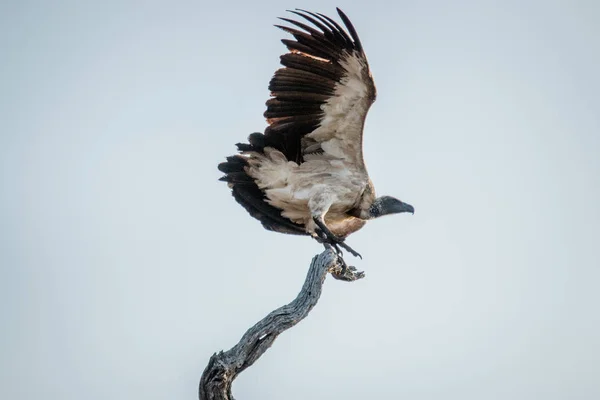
(198, 248, 365, 400)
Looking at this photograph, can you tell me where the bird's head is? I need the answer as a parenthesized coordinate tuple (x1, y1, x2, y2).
(368, 196, 414, 219)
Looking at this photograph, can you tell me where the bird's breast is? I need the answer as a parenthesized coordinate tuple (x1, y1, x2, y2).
(325, 213, 367, 238)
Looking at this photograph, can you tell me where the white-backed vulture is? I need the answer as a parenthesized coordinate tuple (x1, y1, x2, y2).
(218, 8, 414, 268)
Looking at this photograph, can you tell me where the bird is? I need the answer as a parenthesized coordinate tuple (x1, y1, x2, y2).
(217, 8, 414, 269)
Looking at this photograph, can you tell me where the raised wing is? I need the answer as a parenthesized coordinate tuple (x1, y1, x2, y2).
(220, 9, 376, 235)
(261, 8, 376, 167)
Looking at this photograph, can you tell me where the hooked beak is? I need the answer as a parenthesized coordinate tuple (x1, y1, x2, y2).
(394, 201, 414, 215)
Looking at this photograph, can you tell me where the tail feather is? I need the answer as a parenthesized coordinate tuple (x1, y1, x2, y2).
(217, 146, 308, 236)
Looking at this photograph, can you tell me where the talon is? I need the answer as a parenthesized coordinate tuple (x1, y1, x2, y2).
(338, 242, 362, 259)
(336, 254, 348, 275)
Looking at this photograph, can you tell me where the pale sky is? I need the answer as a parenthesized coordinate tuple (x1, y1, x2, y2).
(1, 1, 599, 399)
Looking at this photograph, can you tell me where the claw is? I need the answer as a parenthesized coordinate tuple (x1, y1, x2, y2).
(322, 243, 347, 274)
(336, 253, 348, 275)
(337, 241, 362, 259)
(334, 248, 348, 274)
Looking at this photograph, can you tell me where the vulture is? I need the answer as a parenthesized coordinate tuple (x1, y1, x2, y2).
(218, 8, 414, 269)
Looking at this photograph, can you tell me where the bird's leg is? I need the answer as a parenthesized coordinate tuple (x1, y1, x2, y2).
(312, 216, 362, 259)
(314, 229, 342, 255)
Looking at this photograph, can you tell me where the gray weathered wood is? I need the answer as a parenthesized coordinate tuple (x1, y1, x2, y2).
(198, 248, 365, 400)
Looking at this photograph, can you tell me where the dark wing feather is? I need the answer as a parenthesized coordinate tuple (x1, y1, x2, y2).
(217, 153, 308, 235)
(239, 8, 376, 166)
(218, 8, 376, 234)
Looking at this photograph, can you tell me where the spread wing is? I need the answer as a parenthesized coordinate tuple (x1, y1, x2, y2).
(219, 8, 376, 235)
(262, 8, 376, 168)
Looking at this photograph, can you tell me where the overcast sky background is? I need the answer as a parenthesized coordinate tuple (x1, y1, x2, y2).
(1, 1, 599, 399)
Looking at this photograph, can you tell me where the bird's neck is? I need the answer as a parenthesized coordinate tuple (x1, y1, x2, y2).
(347, 181, 376, 220)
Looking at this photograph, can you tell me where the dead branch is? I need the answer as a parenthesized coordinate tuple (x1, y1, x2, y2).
(198, 248, 365, 400)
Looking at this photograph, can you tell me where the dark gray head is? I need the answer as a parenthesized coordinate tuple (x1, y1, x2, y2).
(368, 196, 414, 219)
